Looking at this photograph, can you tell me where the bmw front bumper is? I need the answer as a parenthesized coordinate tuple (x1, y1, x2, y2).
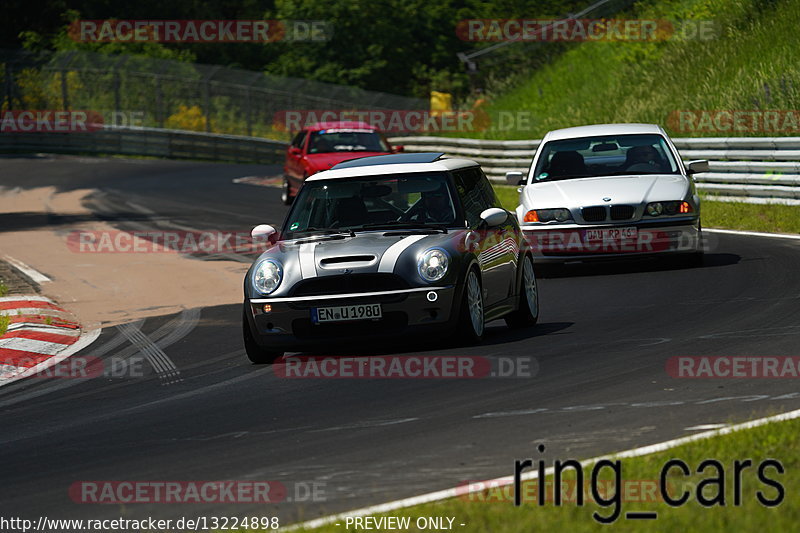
(521, 217, 701, 263)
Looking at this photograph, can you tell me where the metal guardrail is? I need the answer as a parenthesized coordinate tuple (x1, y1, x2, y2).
(3, 128, 799, 204)
(0, 126, 288, 164)
(388, 136, 800, 204)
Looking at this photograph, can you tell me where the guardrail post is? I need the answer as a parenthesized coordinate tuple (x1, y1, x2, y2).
(202, 66, 221, 134)
(246, 73, 261, 138)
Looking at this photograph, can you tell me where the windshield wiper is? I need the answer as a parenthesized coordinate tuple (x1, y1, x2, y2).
(358, 222, 448, 233)
(304, 227, 354, 234)
(537, 174, 590, 182)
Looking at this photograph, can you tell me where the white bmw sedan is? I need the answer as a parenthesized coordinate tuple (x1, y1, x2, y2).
(507, 123, 708, 265)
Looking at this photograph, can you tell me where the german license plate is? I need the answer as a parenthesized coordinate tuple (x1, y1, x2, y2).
(584, 227, 638, 241)
(312, 304, 382, 324)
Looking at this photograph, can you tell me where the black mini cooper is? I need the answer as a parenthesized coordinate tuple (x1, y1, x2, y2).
(243, 152, 539, 363)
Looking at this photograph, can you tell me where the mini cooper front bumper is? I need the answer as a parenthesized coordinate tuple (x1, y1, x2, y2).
(246, 285, 459, 350)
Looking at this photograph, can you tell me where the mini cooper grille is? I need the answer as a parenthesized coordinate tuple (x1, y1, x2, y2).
(290, 274, 409, 297)
(610, 205, 635, 220)
(582, 206, 607, 222)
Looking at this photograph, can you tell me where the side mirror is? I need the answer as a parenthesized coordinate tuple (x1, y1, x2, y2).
(392, 145, 404, 153)
(289, 147, 301, 156)
(505, 171, 525, 186)
(686, 160, 709, 174)
(480, 207, 509, 228)
(251, 224, 277, 243)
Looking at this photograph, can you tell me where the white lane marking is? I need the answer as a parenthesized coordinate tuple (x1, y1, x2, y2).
(474, 408, 547, 419)
(705, 228, 800, 240)
(0, 329, 100, 386)
(4, 324, 80, 337)
(299, 242, 318, 279)
(684, 423, 727, 431)
(0, 337, 75, 356)
(0, 296, 56, 303)
(309, 418, 419, 433)
(3, 256, 51, 283)
(378, 235, 427, 273)
(0, 308, 74, 319)
(288, 406, 800, 531)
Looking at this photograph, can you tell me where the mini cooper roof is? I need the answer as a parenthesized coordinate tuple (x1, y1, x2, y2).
(307, 152, 479, 181)
(544, 123, 665, 142)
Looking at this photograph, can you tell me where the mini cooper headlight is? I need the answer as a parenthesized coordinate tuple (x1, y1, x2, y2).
(253, 259, 283, 295)
(418, 248, 449, 283)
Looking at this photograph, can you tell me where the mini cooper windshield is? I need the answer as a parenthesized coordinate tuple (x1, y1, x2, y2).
(533, 133, 681, 182)
(283, 172, 460, 239)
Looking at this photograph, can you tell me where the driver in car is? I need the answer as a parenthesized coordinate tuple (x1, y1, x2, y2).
(413, 188, 455, 224)
(625, 145, 664, 171)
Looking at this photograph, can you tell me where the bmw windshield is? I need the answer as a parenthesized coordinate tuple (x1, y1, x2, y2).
(533, 134, 681, 182)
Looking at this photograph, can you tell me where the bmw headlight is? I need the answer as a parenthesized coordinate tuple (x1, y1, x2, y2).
(418, 248, 449, 283)
(535, 208, 573, 222)
(646, 201, 693, 216)
(646, 202, 664, 216)
(253, 259, 283, 295)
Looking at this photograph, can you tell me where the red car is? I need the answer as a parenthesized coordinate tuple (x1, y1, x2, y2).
(281, 121, 402, 204)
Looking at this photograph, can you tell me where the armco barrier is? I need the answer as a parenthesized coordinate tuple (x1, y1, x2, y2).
(2, 127, 799, 203)
(388, 136, 800, 204)
(0, 126, 288, 164)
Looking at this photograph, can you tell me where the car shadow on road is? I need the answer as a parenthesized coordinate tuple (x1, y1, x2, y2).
(286, 321, 574, 359)
(536, 252, 740, 279)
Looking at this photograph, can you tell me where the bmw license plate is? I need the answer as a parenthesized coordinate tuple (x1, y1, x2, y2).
(583, 227, 637, 241)
(312, 304, 382, 324)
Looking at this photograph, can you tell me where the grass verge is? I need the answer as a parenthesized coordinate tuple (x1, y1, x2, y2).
(492, 185, 800, 234)
(298, 414, 799, 532)
(466, 0, 800, 139)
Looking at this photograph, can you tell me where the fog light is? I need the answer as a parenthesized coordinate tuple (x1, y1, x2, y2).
(263, 304, 272, 313)
(426, 291, 438, 302)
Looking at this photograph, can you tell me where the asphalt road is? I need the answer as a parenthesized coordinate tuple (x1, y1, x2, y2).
(2, 156, 800, 526)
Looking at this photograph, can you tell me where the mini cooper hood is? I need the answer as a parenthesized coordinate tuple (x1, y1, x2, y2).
(524, 174, 689, 208)
(276, 231, 449, 276)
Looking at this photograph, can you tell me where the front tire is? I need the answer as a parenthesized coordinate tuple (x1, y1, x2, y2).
(243, 308, 283, 364)
(506, 255, 539, 328)
(456, 269, 485, 344)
